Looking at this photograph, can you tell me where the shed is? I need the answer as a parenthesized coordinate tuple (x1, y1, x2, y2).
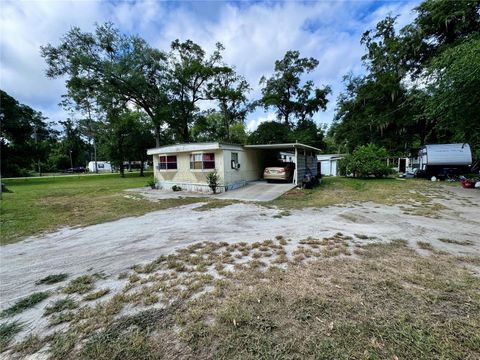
(147, 142, 321, 193)
(317, 154, 345, 176)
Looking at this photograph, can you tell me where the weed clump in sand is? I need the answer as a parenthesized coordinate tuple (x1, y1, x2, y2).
(0, 321, 23, 351)
(63, 275, 96, 294)
(1, 292, 50, 318)
(417, 241, 434, 251)
(35, 273, 69, 285)
(44, 298, 78, 316)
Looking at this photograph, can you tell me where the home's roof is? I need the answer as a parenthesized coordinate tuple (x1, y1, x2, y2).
(147, 142, 322, 155)
(147, 142, 244, 155)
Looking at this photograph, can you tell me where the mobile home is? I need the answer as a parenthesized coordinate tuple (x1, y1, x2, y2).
(147, 142, 320, 193)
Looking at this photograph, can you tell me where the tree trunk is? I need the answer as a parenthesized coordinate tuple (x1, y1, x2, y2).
(118, 133, 125, 178)
(119, 163, 125, 178)
(155, 126, 161, 147)
(94, 139, 98, 174)
(140, 159, 144, 177)
(183, 122, 189, 142)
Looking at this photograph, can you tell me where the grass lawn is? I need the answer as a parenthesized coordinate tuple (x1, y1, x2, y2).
(0, 172, 201, 245)
(271, 176, 439, 209)
(1, 175, 447, 245)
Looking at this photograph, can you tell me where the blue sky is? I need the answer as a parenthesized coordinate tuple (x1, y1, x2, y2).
(0, 0, 421, 132)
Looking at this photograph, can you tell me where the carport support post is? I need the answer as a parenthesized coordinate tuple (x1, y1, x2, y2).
(294, 147, 298, 185)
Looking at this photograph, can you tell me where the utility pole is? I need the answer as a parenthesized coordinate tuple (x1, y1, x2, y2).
(93, 138, 97, 173)
(33, 124, 41, 176)
(86, 105, 98, 173)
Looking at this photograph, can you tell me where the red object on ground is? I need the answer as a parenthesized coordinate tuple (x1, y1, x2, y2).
(461, 180, 475, 188)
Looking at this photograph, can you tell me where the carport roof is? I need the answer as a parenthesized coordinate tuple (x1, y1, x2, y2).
(244, 143, 321, 152)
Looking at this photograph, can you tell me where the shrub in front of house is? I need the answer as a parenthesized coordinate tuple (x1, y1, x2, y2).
(146, 177, 156, 189)
(207, 171, 220, 194)
(339, 143, 392, 178)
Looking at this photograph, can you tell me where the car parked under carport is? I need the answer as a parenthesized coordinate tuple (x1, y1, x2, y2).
(244, 143, 320, 186)
(263, 162, 295, 183)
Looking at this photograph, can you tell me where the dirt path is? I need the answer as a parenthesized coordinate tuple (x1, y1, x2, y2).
(1, 187, 479, 307)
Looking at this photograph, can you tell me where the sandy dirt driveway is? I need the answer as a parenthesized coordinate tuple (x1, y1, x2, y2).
(1, 186, 479, 307)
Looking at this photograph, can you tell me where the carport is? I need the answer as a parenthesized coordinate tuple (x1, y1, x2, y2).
(244, 143, 321, 185)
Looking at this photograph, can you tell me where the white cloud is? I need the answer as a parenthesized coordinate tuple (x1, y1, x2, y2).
(246, 111, 276, 132)
(1, 0, 421, 132)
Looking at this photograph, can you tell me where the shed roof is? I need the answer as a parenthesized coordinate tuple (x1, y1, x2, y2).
(317, 154, 346, 160)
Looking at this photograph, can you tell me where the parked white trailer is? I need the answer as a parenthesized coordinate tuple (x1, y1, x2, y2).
(418, 143, 472, 178)
(87, 161, 112, 173)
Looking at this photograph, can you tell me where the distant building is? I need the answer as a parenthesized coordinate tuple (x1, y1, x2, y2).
(317, 154, 345, 176)
(87, 161, 112, 173)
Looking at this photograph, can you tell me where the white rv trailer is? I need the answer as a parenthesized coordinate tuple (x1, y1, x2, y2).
(418, 143, 472, 177)
(87, 161, 112, 173)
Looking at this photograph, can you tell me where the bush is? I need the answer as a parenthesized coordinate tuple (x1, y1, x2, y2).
(206, 171, 220, 194)
(339, 144, 392, 178)
(146, 177, 156, 189)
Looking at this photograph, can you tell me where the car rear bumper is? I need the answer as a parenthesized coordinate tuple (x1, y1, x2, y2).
(264, 173, 290, 181)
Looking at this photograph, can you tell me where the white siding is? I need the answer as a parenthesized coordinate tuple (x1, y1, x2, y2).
(152, 148, 265, 192)
(331, 161, 337, 176)
(222, 149, 263, 189)
(153, 150, 226, 192)
(320, 160, 339, 176)
(320, 160, 329, 175)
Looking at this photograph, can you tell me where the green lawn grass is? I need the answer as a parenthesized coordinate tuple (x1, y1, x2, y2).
(1, 174, 445, 245)
(271, 176, 438, 209)
(0, 172, 200, 245)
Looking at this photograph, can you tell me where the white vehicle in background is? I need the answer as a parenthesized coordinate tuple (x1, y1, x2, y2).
(418, 143, 472, 178)
(87, 161, 112, 173)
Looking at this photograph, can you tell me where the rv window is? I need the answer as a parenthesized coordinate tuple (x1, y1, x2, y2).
(158, 155, 177, 170)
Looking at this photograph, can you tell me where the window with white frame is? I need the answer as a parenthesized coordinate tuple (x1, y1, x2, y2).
(190, 153, 215, 170)
(158, 155, 177, 170)
(231, 152, 239, 169)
